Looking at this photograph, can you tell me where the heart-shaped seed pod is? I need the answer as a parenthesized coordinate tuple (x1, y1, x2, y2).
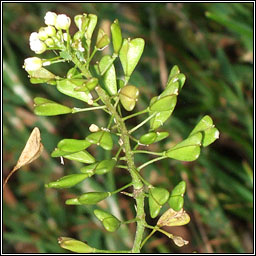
(119, 85, 139, 111)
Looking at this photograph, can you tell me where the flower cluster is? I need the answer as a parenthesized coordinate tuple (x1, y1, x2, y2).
(29, 12, 71, 55)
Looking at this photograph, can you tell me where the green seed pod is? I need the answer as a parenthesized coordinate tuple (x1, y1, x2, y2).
(139, 132, 157, 145)
(189, 115, 219, 147)
(111, 19, 122, 54)
(96, 28, 110, 50)
(99, 55, 117, 96)
(28, 67, 56, 80)
(94, 209, 113, 221)
(63, 150, 96, 164)
(74, 13, 88, 32)
(119, 85, 139, 111)
(58, 237, 94, 253)
(86, 131, 113, 150)
(103, 216, 121, 232)
(171, 181, 186, 196)
(149, 95, 177, 112)
(51, 148, 72, 158)
(167, 65, 180, 83)
(74, 77, 98, 92)
(149, 187, 170, 218)
(150, 109, 173, 130)
(57, 139, 91, 153)
(119, 38, 145, 77)
(168, 196, 184, 212)
(85, 14, 97, 40)
(166, 133, 202, 161)
(33, 97, 72, 116)
(95, 159, 116, 175)
(78, 192, 110, 205)
(94, 209, 121, 232)
(45, 173, 89, 189)
(65, 198, 82, 205)
(57, 79, 92, 104)
(154, 132, 169, 143)
(80, 162, 98, 175)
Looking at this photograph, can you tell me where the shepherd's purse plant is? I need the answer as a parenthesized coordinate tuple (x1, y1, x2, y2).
(17, 11, 219, 253)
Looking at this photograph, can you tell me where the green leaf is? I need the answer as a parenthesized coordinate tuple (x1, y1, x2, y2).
(63, 150, 96, 164)
(111, 19, 122, 54)
(57, 139, 91, 153)
(94, 209, 113, 221)
(99, 55, 117, 96)
(86, 131, 113, 150)
(45, 173, 89, 188)
(34, 97, 55, 105)
(51, 148, 74, 157)
(150, 95, 177, 112)
(189, 115, 214, 136)
(57, 79, 93, 103)
(119, 38, 145, 77)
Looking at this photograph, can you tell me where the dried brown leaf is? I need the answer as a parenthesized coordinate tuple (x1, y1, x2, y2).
(3, 127, 43, 189)
(157, 208, 190, 227)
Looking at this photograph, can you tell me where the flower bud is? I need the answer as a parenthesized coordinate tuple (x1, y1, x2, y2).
(30, 39, 47, 54)
(44, 11, 57, 26)
(44, 38, 55, 47)
(56, 14, 71, 30)
(38, 27, 49, 41)
(89, 124, 100, 132)
(45, 25, 56, 37)
(58, 237, 94, 253)
(24, 57, 42, 72)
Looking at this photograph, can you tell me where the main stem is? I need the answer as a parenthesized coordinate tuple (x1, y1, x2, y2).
(95, 86, 145, 253)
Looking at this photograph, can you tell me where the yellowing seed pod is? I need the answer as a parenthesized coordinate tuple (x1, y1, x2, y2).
(119, 85, 139, 111)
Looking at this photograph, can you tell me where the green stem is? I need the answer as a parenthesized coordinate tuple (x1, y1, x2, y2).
(95, 86, 146, 253)
(122, 218, 139, 224)
(71, 106, 107, 113)
(122, 108, 149, 121)
(133, 150, 164, 156)
(110, 182, 133, 195)
(140, 229, 156, 249)
(94, 249, 131, 253)
(87, 46, 98, 66)
(138, 156, 167, 171)
(129, 113, 156, 134)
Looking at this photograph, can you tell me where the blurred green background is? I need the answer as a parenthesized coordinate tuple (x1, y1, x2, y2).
(3, 3, 253, 253)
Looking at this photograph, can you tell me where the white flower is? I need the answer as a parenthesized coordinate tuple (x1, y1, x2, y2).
(44, 11, 57, 26)
(30, 39, 47, 54)
(30, 32, 39, 42)
(24, 57, 42, 72)
(56, 14, 71, 30)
